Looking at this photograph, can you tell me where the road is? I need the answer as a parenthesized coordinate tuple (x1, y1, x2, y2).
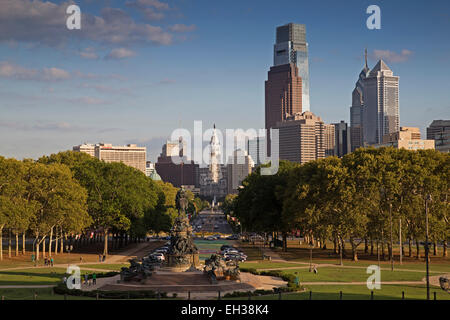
(191, 209, 233, 235)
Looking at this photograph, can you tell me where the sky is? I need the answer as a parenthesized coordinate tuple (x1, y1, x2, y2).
(0, 0, 449, 162)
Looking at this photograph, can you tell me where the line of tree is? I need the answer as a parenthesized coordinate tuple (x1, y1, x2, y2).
(228, 147, 449, 262)
(0, 151, 207, 261)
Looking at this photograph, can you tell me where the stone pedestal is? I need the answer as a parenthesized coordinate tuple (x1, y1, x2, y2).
(165, 253, 200, 272)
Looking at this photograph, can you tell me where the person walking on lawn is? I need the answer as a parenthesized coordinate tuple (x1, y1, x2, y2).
(92, 273, 97, 285)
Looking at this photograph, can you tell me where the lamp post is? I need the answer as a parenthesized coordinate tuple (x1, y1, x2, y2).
(425, 194, 432, 300)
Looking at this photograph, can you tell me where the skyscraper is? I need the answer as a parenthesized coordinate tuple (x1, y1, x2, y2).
(427, 120, 450, 152)
(324, 124, 335, 157)
(247, 137, 267, 166)
(350, 49, 370, 152)
(274, 23, 310, 111)
(227, 149, 254, 194)
(363, 59, 400, 145)
(333, 121, 351, 157)
(265, 63, 302, 131)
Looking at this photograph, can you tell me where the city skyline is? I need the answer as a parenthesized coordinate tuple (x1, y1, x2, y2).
(0, 0, 449, 162)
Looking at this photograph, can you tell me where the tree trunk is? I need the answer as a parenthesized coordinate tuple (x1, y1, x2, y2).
(103, 229, 109, 256)
(350, 238, 358, 261)
(415, 239, 420, 259)
(370, 239, 374, 256)
(282, 232, 287, 252)
(433, 241, 437, 256)
(333, 237, 337, 254)
(15, 232, 19, 256)
(408, 238, 412, 257)
(443, 240, 447, 257)
(0, 226, 3, 261)
(8, 229, 12, 258)
(364, 238, 368, 254)
(54, 234, 58, 255)
(381, 241, 385, 260)
(36, 238, 40, 261)
(60, 229, 64, 254)
(22, 233, 26, 255)
(42, 237, 46, 258)
(49, 226, 53, 257)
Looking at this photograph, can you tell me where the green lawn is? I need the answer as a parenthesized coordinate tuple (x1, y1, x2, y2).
(280, 267, 430, 282)
(81, 263, 129, 271)
(240, 262, 305, 269)
(0, 267, 106, 285)
(225, 284, 450, 300)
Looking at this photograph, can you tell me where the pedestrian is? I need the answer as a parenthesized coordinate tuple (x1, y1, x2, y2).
(88, 274, 92, 286)
(31, 254, 35, 262)
(99, 254, 102, 262)
(92, 273, 96, 285)
(102, 255, 106, 262)
(80, 256, 83, 263)
(313, 265, 318, 274)
(62, 276, 67, 284)
(84, 273, 89, 285)
(51, 258, 54, 267)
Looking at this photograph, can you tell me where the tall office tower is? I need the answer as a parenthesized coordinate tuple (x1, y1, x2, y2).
(274, 23, 310, 111)
(363, 60, 400, 145)
(324, 124, 335, 157)
(265, 63, 302, 131)
(73, 143, 146, 172)
(427, 120, 450, 152)
(333, 121, 351, 157)
(227, 149, 254, 194)
(161, 137, 188, 159)
(274, 111, 325, 164)
(247, 137, 267, 166)
(350, 49, 370, 152)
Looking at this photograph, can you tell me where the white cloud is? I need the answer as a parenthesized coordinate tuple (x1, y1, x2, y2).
(0, 0, 173, 46)
(169, 24, 196, 33)
(371, 49, 413, 63)
(79, 48, 99, 60)
(0, 61, 70, 81)
(105, 48, 136, 60)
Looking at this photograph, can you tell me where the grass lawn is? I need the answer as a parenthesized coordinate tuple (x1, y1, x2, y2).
(0, 267, 110, 285)
(240, 262, 305, 269)
(280, 267, 430, 282)
(81, 263, 129, 271)
(224, 284, 450, 300)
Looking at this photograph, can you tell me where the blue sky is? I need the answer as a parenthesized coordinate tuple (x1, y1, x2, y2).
(0, 0, 449, 161)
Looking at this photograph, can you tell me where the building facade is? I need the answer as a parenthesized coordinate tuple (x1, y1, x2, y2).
(363, 60, 400, 145)
(247, 136, 267, 166)
(273, 23, 310, 111)
(427, 120, 450, 152)
(274, 111, 325, 164)
(73, 143, 146, 173)
(376, 127, 434, 150)
(333, 121, 351, 157)
(350, 50, 370, 152)
(324, 124, 335, 157)
(227, 149, 254, 194)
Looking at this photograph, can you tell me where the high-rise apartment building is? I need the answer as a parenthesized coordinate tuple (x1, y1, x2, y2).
(274, 111, 325, 164)
(73, 143, 146, 173)
(324, 124, 335, 157)
(427, 120, 450, 152)
(334, 121, 351, 157)
(274, 23, 310, 111)
(350, 50, 370, 152)
(363, 60, 400, 145)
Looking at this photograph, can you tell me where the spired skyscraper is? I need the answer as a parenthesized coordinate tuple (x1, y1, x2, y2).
(350, 49, 370, 152)
(363, 60, 400, 145)
(350, 51, 400, 148)
(273, 23, 310, 111)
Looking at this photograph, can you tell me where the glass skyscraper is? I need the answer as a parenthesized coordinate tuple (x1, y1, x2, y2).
(273, 23, 310, 111)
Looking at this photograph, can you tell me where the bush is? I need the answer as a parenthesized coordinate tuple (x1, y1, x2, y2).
(239, 268, 302, 291)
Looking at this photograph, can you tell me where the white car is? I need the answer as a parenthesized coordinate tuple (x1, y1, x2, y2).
(151, 252, 165, 261)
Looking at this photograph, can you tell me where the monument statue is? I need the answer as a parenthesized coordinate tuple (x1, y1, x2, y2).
(165, 188, 200, 271)
(120, 255, 160, 282)
(203, 254, 240, 281)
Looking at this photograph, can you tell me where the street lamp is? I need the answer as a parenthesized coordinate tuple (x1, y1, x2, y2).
(389, 202, 394, 272)
(425, 194, 432, 300)
(309, 240, 313, 272)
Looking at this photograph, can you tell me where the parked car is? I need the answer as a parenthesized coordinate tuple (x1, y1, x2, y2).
(150, 252, 165, 261)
